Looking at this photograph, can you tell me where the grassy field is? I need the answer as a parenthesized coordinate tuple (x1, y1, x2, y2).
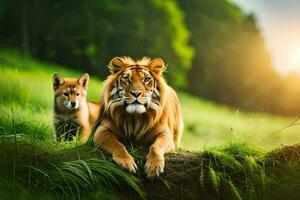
(1, 49, 300, 150)
(1, 49, 300, 199)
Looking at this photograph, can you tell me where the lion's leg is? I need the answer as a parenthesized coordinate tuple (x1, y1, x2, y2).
(94, 125, 137, 173)
(145, 132, 174, 178)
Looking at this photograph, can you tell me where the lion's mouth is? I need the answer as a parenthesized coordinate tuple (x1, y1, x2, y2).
(126, 101, 146, 114)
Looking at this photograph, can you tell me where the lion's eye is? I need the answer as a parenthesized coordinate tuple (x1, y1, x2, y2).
(144, 76, 151, 82)
(63, 93, 69, 96)
(122, 76, 130, 83)
(76, 93, 80, 96)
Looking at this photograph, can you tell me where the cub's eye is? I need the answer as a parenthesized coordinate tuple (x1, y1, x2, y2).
(76, 93, 80, 96)
(63, 93, 69, 96)
(144, 76, 151, 82)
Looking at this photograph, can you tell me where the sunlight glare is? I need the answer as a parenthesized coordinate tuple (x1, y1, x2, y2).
(289, 47, 300, 72)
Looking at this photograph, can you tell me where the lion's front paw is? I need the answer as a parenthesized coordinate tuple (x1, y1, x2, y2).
(113, 153, 137, 173)
(144, 153, 165, 178)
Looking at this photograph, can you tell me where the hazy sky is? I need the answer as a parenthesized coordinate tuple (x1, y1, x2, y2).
(232, 0, 300, 75)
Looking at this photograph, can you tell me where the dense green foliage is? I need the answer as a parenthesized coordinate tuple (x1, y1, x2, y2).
(177, 1, 276, 110)
(201, 143, 270, 199)
(0, 0, 193, 88)
(36, 158, 145, 199)
(1, 0, 300, 114)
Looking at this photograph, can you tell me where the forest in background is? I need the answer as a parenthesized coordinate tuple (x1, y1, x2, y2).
(1, 0, 300, 115)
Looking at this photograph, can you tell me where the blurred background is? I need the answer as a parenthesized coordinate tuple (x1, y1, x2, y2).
(1, 0, 300, 115)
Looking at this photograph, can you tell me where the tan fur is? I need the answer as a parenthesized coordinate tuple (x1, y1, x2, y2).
(94, 57, 183, 177)
(52, 73, 100, 143)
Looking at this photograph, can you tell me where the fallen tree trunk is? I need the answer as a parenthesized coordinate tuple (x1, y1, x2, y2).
(141, 151, 206, 200)
(139, 144, 300, 200)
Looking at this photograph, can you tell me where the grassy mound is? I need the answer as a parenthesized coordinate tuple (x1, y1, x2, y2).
(1, 139, 300, 200)
(0, 141, 145, 200)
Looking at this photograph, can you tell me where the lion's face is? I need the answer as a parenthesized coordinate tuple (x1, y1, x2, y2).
(106, 57, 165, 114)
(120, 67, 156, 114)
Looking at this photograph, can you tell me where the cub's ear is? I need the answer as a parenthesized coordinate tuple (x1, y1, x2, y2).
(148, 58, 166, 76)
(108, 57, 125, 74)
(78, 73, 89, 89)
(52, 73, 64, 90)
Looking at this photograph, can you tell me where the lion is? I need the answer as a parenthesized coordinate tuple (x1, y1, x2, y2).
(93, 56, 183, 178)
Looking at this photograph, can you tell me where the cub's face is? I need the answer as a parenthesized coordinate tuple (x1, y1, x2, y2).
(108, 57, 165, 114)
(52, 73, 89, 111)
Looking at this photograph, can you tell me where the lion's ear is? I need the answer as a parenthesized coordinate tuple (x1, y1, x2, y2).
(108, 57, 125, 74)
(148, 58, 166, 76)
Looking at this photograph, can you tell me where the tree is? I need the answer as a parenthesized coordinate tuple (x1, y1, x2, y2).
(177, 0, 288, 113)
(0, 0, 194, 88)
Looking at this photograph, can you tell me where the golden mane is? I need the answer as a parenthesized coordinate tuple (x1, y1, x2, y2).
(94, 56, 183, 178)
(111, 56, 152, 67)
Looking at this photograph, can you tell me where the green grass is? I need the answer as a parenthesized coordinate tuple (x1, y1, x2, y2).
(180, 94, 300, 150)
(1, 49, 300, 199)
(200, 143, 269, 199)
(1, 49, 300, 151)
(0, 142, 146, 200)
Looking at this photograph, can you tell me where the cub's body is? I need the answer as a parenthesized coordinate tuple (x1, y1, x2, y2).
(52, 73, 100, 143)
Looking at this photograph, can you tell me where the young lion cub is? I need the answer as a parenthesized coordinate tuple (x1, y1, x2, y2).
(52, 73, 100, 143)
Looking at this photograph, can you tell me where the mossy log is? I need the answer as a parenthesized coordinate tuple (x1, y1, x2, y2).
(1, 143, 300, 200)
(138, 144, 300, 200)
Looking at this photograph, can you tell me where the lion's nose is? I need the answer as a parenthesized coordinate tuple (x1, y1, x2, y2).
(130, 91, 142, 98)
